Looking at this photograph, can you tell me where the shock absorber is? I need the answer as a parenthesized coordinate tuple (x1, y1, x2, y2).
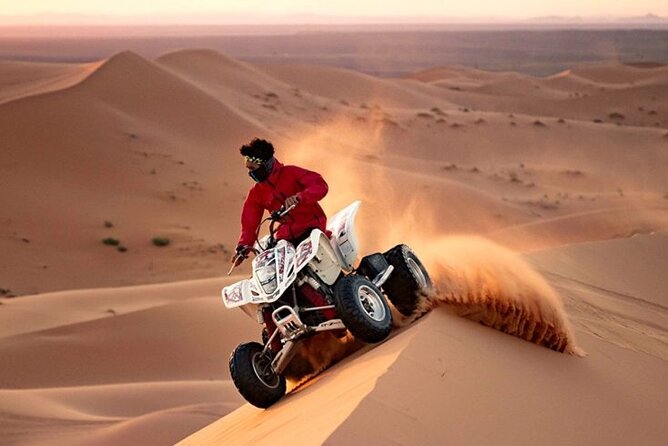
(298, 283, 337, 320)
(262, 306, 282, 352)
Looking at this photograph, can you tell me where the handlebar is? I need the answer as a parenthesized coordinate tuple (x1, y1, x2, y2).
(270, 204, 296, 221)
(267, 203, 295, 246)
(227, 204, 296, 275)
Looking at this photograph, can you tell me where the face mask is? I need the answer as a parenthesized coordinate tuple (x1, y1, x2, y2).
(249, 157, 275, 182)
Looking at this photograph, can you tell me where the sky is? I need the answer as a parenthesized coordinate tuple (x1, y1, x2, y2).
(1, 0, 667, 23)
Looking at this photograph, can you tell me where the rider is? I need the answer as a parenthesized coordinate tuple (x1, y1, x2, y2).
(231, 138, 329, 267)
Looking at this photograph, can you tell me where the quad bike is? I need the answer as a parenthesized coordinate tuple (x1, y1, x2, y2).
(222, 201, 432, 408)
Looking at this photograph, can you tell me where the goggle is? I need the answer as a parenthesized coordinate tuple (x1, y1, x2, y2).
(244, 155, 264, 164)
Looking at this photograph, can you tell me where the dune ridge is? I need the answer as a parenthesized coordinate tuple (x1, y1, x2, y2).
(0, 59, 102, 105)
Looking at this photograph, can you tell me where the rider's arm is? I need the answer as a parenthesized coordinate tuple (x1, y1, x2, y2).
(238, 189, 264, 247)
(295, 169, 329, 204)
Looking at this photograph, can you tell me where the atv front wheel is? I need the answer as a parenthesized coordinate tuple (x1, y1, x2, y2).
(334, 275, 392, 343)
(229, 342, 286, 408)
(382, 244, 433, 316)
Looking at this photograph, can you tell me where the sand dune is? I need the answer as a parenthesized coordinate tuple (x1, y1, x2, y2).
(1, 50, 667, 445)
(0, 59, 101, 105)
(181, 301, 666, 445)
(528, 231, 668, 360)
(180, 233, 667, 445)
(0, 278, 255, 445)
(409, 62, 668, 128)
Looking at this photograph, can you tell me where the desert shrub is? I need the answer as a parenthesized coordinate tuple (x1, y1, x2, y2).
(117, 246, 128, 253)
(104, 221, 114, 228)
(533, 120, 546, 127)
(379, 118, 399, 127)
(102, 238, 120, 246)
(526, 199, 559, 210)
(608, 112, 625, 120)
(152, 237, 170, 247)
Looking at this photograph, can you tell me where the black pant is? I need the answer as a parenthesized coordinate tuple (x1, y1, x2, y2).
(286, 227, 316, 246)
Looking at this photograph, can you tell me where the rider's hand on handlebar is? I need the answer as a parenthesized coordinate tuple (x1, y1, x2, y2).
(271, 196, 299, 220)
(284, 194, 300, 209)
(231, 245, 252, 266)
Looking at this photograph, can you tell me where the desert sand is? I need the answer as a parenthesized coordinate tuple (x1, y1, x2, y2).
(0, 49, 666, 445)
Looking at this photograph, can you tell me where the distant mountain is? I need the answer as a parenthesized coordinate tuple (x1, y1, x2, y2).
(622, 13, 666, 23)
(528, 16, 587, 23)
(528, 13, 666, 24)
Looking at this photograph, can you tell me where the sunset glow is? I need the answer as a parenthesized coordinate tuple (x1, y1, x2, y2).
(2, 0, 667, 23)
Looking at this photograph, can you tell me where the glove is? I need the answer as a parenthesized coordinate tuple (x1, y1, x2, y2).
(231, 245, 252, 266)
(284, 194, 301, 208)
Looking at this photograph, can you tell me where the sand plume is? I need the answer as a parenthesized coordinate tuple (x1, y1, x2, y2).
(410, 236, 584, 355)
(283, 332, 362, 385)
(283, 117, 584, 364)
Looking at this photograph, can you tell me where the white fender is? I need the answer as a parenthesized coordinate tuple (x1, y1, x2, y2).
(326, 201, 361, 271)
(222, 201, 363, 308)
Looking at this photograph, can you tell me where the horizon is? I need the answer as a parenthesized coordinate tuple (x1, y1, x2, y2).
(1, 12, 666, 26)
(0, 13, 667, 35)
(1, 0, 667, 27)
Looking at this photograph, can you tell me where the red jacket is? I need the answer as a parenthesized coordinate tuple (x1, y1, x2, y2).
(237, 160, 329, 247)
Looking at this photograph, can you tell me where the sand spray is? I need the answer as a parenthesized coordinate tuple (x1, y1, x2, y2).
(402, 236, 585, 356)
(281, 119, 584, 384)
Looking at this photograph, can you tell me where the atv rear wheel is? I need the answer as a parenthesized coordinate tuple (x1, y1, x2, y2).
(382, 244, 433, 316)
(229, 341, 286, 408)
(334, 275, 392, 343)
